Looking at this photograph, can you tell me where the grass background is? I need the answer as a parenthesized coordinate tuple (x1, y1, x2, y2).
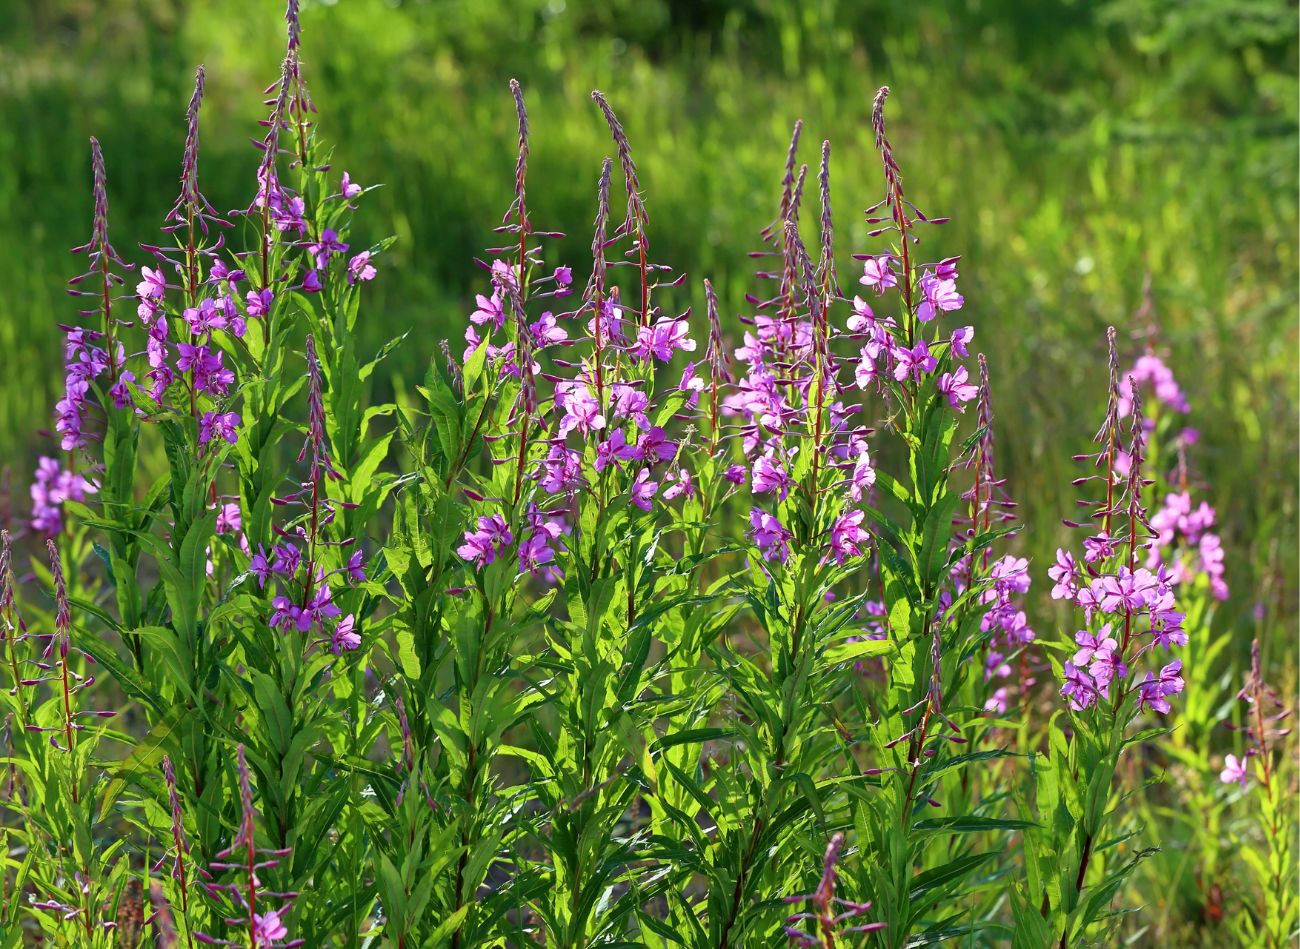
(1, 0, 1295, 652)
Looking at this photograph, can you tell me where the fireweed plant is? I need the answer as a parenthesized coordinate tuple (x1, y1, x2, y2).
(0, 7, 1279, 947)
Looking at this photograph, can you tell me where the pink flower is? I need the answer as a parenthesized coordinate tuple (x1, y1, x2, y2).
(470, 292, 504, 329)
(246, 288, 274, 318)
(331, 614, 361, 654)
(662, 468, 694, 501)
(892, 341, 936, 383)
(859, 255, 897, 292)
(849, 448, 876, 502)
(136, 266, 167, 302)
(252, 909, 289, 946)
(1048, 549, 1077, 600)
(937, 365, 978, 410)
(749, 507, 792, 563)
(215, 502, 241, 535)
(347, 252, 376, 284)
(1060, 661, 1097, 711)
(950, 325, 974, 358)
(1219, 753, 1249, 788)
(751, 453, 790, 501)
(830, 508, 867, 564)
(556, 383, 606, 438)
(916, 269, 963, 322)
(518, 532, 557, 576)
(199, 411, 240, 447)
(634, 316, 696, 363)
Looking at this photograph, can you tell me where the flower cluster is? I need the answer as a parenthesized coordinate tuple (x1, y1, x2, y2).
(29, 456, 96, 537)
(1050, 330, 1185, 715)
(783, 834, 885, 947)
(1220, 639, 1292, 789)
(196, 746, 304, 948)
(455, 87, 708, 583)
(251, 340, 365, 654)
(61, 138, 130, 451)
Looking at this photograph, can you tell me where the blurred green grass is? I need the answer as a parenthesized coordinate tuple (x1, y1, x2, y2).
(1, 0, 1296, 649)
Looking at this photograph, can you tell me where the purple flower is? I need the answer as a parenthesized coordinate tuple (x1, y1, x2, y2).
(725, 464, 747, 485)
(831, 509, 867, 564)
(340, 171, 363, 199)
(274, 195, 307, 234)
(1071, 628, 1115, 668)
(849, 448, 876, 502)
(630, 469, 658, 511)
(1092, 567, 1148, 614)
(1119, 353, 1188, 417)
(29, 457, 96, 537)
(539, 445, 584, 494)
(215, 502, 241, 535)
(246, 288, 274, 318)
(989, 556, 1031, 597)
(634, 426, 677, 466)
(307, 580, 342, 626)
(553, 265, 573, 293)
(250, 546, 272, 588)
(252, 909, 289, 944)
(679, 362, 705, 408)
(346, 550, 366, 583)
(751, 453, 790, 501)
(749, 507, 792, 563)
(302, 269, 323, 293)
(348, 252, 376, 285)
(529, 311, 567, 347)
(457, 514, 513, 568)
(1082, 533, 1116, 564)
(595, 429, 637, 473)
(330, 614, 361, 654)
(183, 298, 228, 336)
(634, 316, 696, 363)
(209, 259, 244, 286)
(1088, 644, 1129, 694)
(847, 295, 875, 331)
(611, 385, 650, 429)
(137, 265, 167, 298)
(308, 230, 349, 270)
(1060, 661, 1097, 711)
(270, 596, 309, 633)
(854, 344, 881, 389)
(108, 369, 136, 409)
(272, 543, 301, 578)
(518, 532, 557, 576)
(950, 325, 974, 358)
(189, 347, 234, 396)
(1137, 660, 1184, 715)
(199, 411, 240, 446)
